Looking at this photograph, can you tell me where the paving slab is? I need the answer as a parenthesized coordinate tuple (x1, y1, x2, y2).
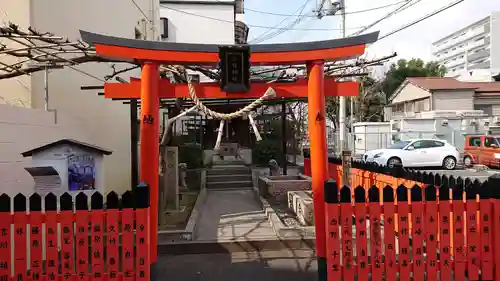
(194, 189, 277, 241)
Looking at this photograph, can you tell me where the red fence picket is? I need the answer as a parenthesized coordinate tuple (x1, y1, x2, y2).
(479, 181, 493, 281)
(28, 194, 43, 281)
(324, 181, 341, 281)
(340, 186, 355, 281)
(354, 187, 368, 281)
(0, 185, 150, 281)
(0, 195, 10, 281)
(323, 177, 500, 281)
(410, 185, 425, 281)
(424, 184, 438, 281)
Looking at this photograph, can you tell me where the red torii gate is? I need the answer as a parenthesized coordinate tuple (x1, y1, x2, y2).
(81, 30, 378, 280)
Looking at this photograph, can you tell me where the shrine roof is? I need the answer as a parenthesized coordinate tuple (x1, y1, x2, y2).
(80, 30, 379, 64)
(21, 139, 112, 157)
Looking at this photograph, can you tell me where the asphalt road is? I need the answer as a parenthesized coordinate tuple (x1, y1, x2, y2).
(156, 249, 318, 281)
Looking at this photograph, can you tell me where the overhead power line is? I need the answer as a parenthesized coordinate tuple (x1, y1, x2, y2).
(160, 5, 364, 31)
(245, 0, 409, 17)
(350, 0, 421, 36)
(378, 0, 466, 41)
(249, 0, 312, 43)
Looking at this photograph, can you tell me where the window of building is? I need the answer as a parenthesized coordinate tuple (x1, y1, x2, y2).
(474, 104, 492, 115)
(160, 17, 169, 39)
(476, 36, 485, 42)
(134, 28, 143, 40)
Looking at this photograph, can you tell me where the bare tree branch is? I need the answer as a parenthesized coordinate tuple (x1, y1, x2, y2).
(0, 23, 136, 80)
(104, 64, 141, 81)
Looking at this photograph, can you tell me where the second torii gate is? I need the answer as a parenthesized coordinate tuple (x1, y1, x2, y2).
(81, 30, 379, 280)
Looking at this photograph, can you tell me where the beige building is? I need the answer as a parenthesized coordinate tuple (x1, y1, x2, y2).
(385, 77, 500, 119)
(0, 0, 161, 194)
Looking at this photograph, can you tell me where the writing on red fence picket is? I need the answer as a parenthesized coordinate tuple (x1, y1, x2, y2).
(0, 184, 151, 281)
(322, 174, 500, 281)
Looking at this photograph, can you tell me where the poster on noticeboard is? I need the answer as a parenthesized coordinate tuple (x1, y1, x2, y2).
(67, 154, 96, 191)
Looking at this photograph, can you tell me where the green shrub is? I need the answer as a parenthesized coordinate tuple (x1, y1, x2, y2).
(178, 143, 204, 169)
(252, 139, 281, 166)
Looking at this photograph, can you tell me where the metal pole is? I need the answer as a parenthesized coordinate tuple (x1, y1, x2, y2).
(339, 0, 352, 186)
(130, 99, 139, 189)
(44, 66, 49, 111)
(281, 100, 288, 175)
(338, 0, 347, 152)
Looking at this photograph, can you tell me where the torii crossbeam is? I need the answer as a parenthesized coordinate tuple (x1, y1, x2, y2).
(80, 30, 379, 281)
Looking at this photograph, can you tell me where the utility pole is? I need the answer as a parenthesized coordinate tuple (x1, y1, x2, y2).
(314, 0, 351, 186)
(44, 66, 49, 111)
(338, 0, 352, 188)
(338, 0, 346, 153)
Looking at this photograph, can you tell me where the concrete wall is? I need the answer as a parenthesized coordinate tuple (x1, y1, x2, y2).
(391, 83, 430, 104)
(27, 0, 159, 194)
(432, 90, 474, 111)
(159, 2, 235, 45)
(489, 12, 500, 73)
(0, 0, 32, 107)
(0, 104, 91, 195)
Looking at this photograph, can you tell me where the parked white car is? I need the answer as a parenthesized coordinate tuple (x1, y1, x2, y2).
(363, 139, 460, 170)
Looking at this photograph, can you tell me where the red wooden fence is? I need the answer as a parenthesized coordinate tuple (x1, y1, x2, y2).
(0, 185, 150, 281)
(323, 178, 499, 281)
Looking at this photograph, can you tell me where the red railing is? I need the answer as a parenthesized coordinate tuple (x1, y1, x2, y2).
(0, 185, 150, 281)
(304, 158, 421, 191)
(322, 180, 498, 281)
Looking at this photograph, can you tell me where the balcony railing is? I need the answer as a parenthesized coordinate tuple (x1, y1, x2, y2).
(433, 24, 489, 53)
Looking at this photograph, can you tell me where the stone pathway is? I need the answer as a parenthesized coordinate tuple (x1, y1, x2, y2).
(194, 189, 277, 241)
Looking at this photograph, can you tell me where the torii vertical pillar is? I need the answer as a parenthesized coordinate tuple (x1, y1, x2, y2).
(139, 62, 160, 265)
(307, 60, 329, 281)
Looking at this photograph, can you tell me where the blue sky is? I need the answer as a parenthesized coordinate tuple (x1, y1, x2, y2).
(244, 0, 500, 62)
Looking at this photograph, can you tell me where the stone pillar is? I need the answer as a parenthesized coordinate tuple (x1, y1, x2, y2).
(164, 146, 179, 210)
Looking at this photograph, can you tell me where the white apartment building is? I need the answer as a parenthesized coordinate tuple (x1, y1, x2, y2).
(432, 11, 500, 78)
(159, 0, 246, 46)
(0, 0, 161, 194)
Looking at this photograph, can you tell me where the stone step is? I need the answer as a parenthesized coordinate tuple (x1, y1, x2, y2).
(206, 180, 254, 189)
(206, 174, 253, 183)
(207, 168, 251, 176)
(212, 160, 246, 166)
